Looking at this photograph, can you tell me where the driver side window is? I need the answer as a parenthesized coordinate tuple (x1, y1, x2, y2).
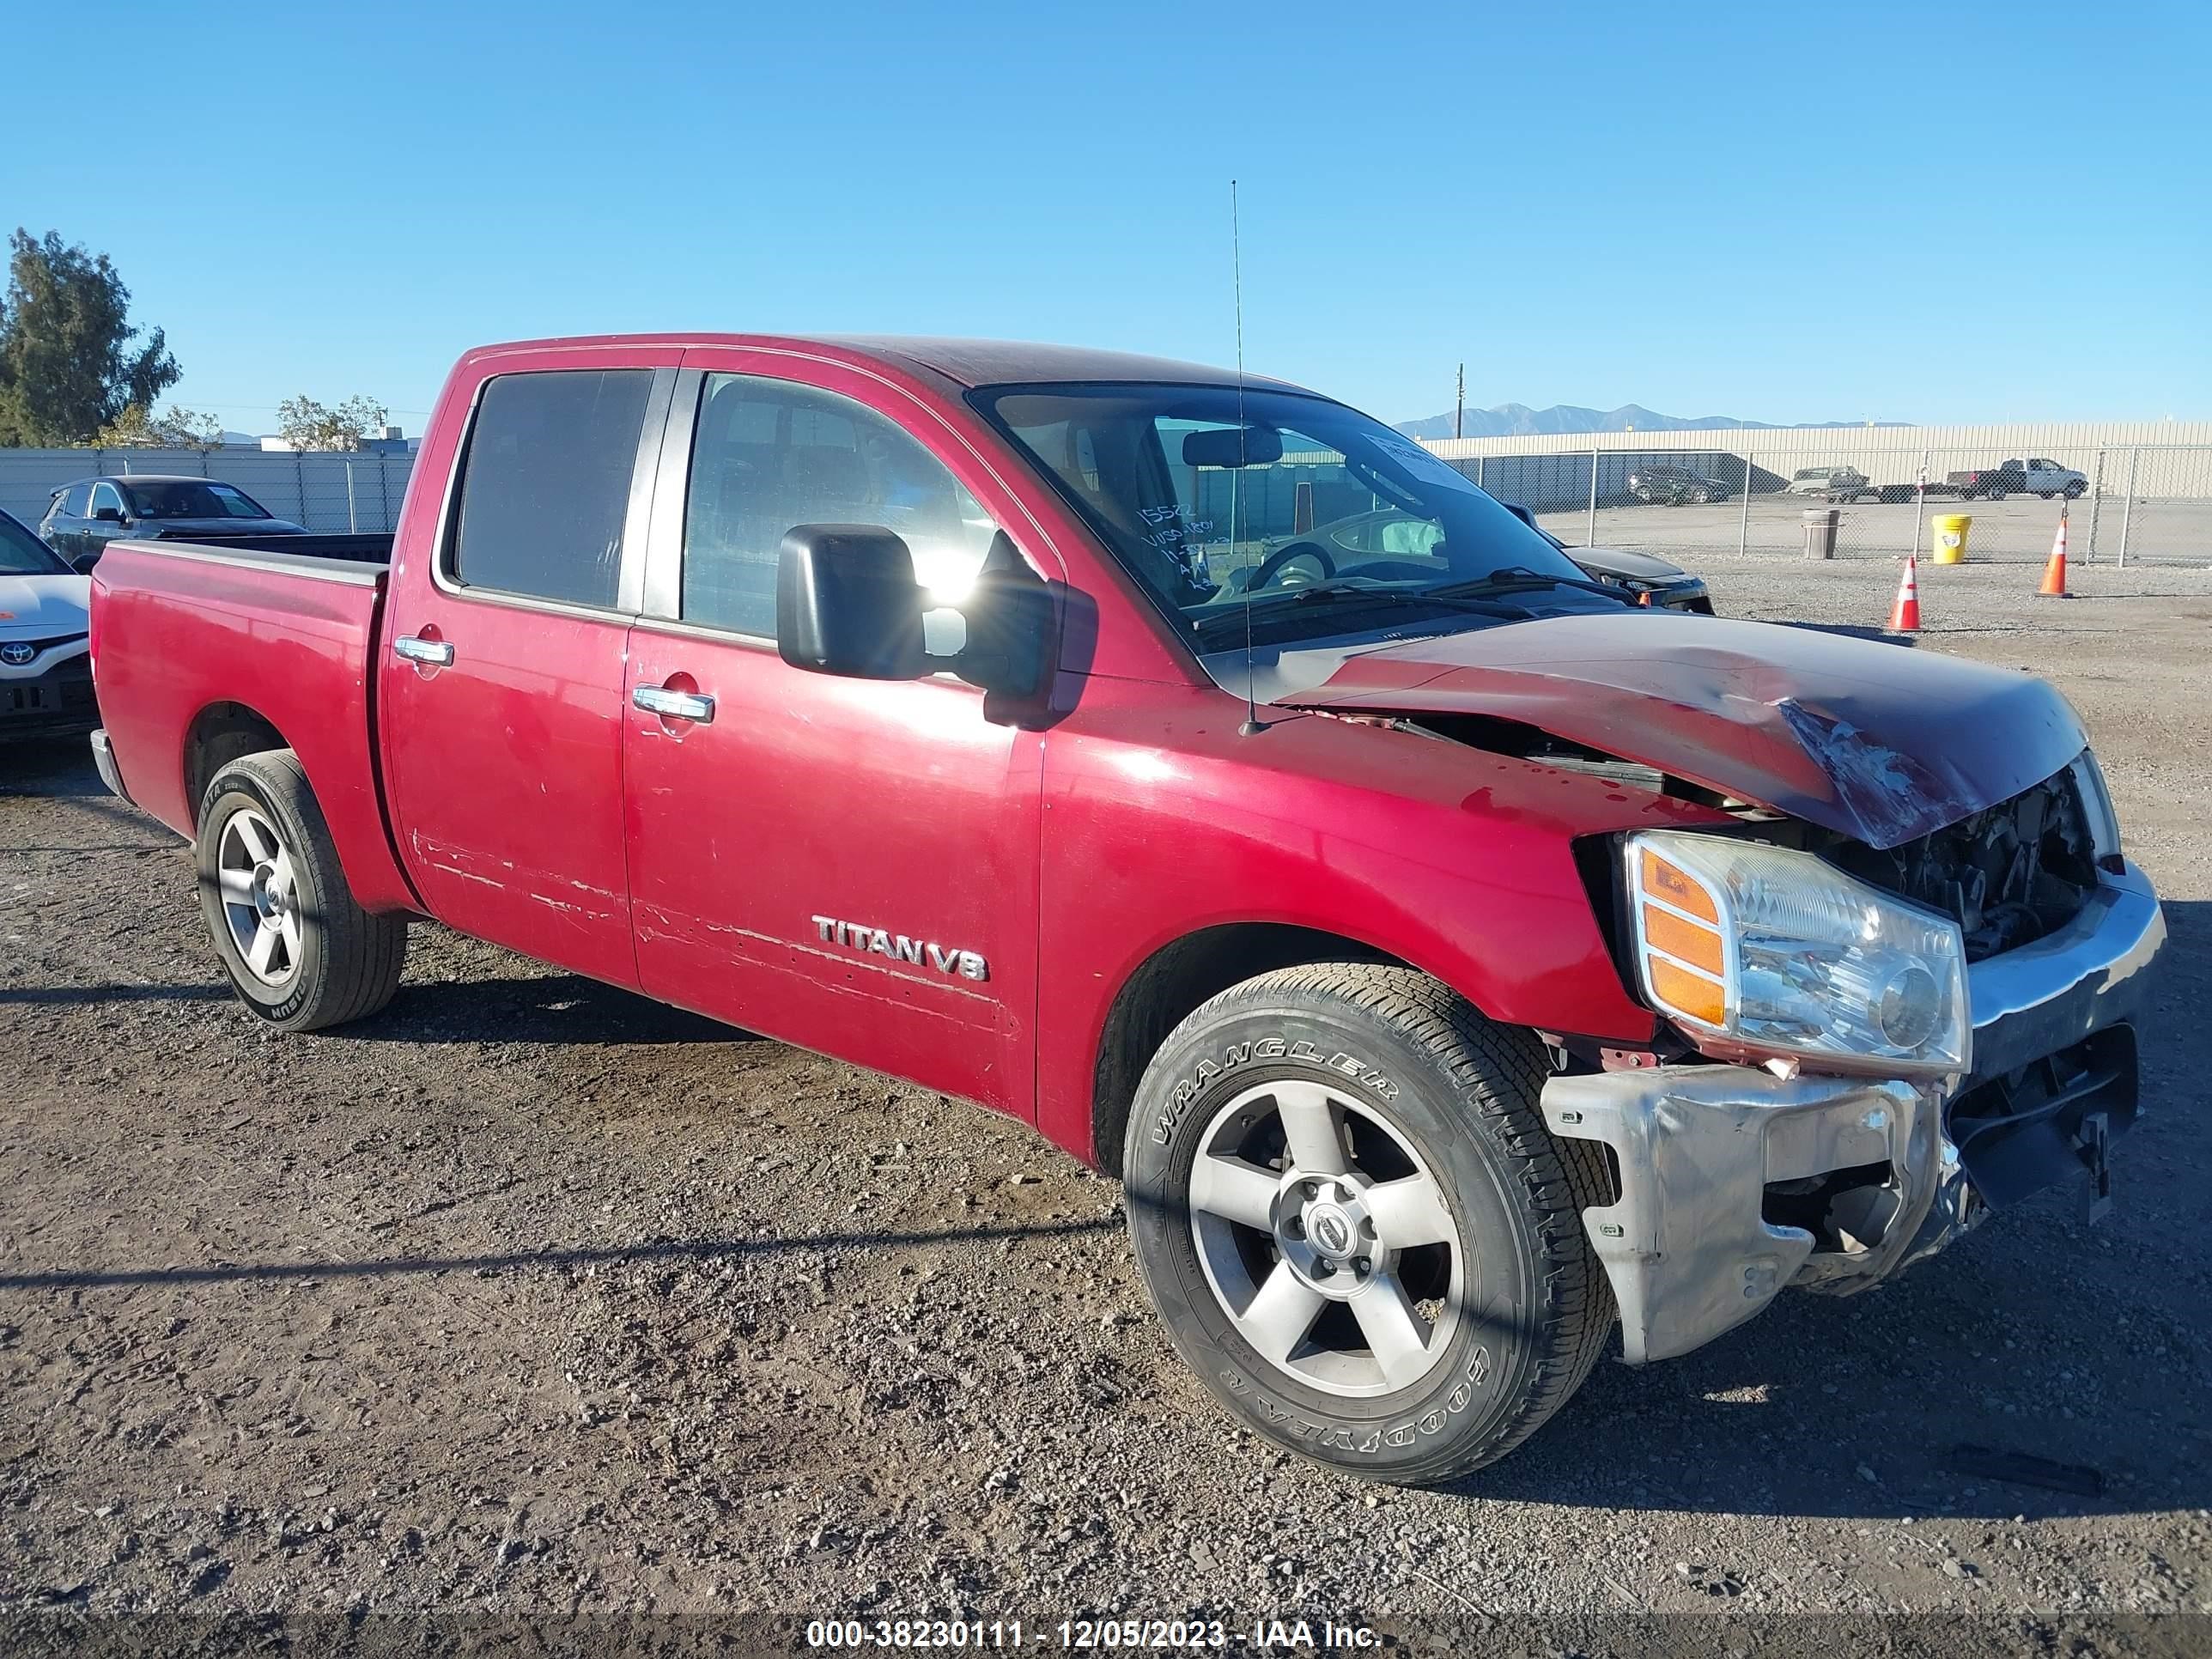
(681, 374, 1002, 640)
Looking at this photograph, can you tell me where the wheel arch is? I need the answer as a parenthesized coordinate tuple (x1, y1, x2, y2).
(182, 701, 294, 827)
(1090, 921, 1423, 1176)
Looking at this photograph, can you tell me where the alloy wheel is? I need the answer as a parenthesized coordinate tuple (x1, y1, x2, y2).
(216, 806, 304, 987)
(1188, 1079, 1465, 1398)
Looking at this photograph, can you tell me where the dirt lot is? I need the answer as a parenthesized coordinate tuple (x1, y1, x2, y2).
(3, 556, 2209, 1655)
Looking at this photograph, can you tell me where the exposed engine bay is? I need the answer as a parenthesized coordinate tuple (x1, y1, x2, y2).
(1812, 763, 2103, 961)
(1379, 708, 2105, 963)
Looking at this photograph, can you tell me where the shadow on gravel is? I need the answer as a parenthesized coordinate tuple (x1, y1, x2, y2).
(0, 1212, 1121, 1291)
(1440, 1281, 2210, 1524)
(349, 973, 753, 1046)
(0, 739, 108, 798)
(0, 982, 228, 1005)
(0, 841, 173, 854)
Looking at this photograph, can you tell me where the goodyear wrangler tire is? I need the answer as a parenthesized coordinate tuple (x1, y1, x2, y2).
(1123, 964, 1613, 1486)
(195, 750, 407, 1032)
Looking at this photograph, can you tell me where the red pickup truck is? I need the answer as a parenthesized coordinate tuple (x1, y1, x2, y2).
(88, 334, 2165, 1485)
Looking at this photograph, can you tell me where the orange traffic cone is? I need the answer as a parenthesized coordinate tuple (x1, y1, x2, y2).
(1888, 552, 1921, 632)
(2039, 508, 2073, 598)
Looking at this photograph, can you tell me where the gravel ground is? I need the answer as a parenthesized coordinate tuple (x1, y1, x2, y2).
(2, 555, 2209, 1655)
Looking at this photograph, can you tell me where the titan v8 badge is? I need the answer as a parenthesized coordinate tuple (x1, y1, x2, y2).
(811, 915, 988, 981)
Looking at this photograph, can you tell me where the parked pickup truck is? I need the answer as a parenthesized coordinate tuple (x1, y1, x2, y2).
(1945, 459, 2089, 501)
(88, 334, 2166, 1485)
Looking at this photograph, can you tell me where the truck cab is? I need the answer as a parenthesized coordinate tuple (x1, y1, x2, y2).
(84, 334, 2166, 1486)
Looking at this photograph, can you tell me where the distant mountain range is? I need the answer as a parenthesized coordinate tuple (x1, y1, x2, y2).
(1394, 404, 1907, 440)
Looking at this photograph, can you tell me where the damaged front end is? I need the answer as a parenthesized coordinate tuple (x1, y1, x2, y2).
(1264, 616, 2167, 1364)
(1541, 750, 2161, 1365)
(1540, 842, 2161, 1364)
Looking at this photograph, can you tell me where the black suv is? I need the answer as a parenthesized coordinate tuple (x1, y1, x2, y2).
(1626, 464, 1732, 506)
(39, 475, 307, 571)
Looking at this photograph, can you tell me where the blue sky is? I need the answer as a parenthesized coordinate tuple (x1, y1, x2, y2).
(6, 1, 2206, 433)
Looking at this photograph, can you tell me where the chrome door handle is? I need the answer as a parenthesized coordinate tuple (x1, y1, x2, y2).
(633, 684, 716, 723)
(393, 635, 454, 667)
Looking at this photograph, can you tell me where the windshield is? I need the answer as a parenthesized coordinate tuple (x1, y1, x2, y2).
(0, 512, 69, 575)
(121, 480, 271, 520)
(972, 382, 1621, 645)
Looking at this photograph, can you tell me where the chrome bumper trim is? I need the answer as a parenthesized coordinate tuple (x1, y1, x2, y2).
(89, 728, 130, 804)
(1541, 1069, 1936, 1364)
(1967, 861, 2165, 1081)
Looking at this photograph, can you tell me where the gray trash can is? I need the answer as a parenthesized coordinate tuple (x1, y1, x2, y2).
(1802, 507, 1840, 560)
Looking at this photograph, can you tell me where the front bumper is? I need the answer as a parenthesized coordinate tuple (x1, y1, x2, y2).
(1542, 861, 2166, 1364)
(0, 653, 97, 742)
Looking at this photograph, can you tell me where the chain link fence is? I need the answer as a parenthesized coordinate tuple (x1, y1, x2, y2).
(1441, 442, 2212, 568)
(0, 447, 416, 536)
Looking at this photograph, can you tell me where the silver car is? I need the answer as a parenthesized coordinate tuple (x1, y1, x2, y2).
(1787, 465, 1875, 502)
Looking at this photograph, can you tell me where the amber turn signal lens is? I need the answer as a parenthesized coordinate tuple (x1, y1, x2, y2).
(1647, 957, 1725, 1028)
(1643, 902, 1724, 975)
(1639, 849, 1717, 922)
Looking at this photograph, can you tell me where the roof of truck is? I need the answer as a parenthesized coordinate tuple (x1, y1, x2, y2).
(466, 333, 1309, 394)
(825, 336, 1305, 392)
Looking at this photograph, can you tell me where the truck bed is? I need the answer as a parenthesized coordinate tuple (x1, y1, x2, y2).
(151, 530, 396, 564)
(89, 536, 418, 915)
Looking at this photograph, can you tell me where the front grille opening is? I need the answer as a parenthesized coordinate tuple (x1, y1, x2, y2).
(1949, 1026, 2137, 1209)
(1819, 764, 2100, 960)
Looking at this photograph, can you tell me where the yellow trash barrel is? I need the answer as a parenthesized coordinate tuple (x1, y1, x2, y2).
(1931, 512, 1972, 565)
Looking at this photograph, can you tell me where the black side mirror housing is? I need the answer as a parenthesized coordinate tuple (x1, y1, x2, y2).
(955, 575, 1060, 708)
(775, 524, 927, 680)
(93, 506, 125, 524)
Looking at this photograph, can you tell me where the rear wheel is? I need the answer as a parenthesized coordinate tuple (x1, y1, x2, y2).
(196, 750, 407, 1031)
(1123, 964, 1613, 1486)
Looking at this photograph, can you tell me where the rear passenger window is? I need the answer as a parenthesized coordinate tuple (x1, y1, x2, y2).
(448, 370, 653, 608)
(681, 374, 1000, 638)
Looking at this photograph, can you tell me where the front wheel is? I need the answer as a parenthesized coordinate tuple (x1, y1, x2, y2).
(1122, 964, 1613, 1486)
(196, 750, 407, 1031)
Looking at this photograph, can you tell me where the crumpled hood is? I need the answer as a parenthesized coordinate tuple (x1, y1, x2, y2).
(1571, 545, 1697, 585)
(0, 573, 92, 635)
(1274, 613, 2087, 849)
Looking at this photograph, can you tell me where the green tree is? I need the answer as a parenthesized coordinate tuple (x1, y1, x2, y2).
(92, 403, 222, 450)
(0, 229, 179, 446)
(276, 393, 390, 452)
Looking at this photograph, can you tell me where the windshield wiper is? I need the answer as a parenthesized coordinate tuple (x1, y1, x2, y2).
(1432, 564, 1638, 605)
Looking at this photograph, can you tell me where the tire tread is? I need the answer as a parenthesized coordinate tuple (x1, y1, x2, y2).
(204, 750, 406, 1031)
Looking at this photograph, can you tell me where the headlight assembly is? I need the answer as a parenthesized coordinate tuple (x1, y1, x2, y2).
(1626, 830, 1970, 1074)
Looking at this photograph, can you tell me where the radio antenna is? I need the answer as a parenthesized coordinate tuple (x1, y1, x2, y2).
(1232, 179, 1263, 737)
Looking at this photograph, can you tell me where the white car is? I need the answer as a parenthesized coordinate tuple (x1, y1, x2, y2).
(0, 509, 97, 745)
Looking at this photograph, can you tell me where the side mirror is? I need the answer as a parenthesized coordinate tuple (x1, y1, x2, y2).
(93, 505, 125, 524)
(955, 575, 1060, 713)
(775, 524, 927, 680)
